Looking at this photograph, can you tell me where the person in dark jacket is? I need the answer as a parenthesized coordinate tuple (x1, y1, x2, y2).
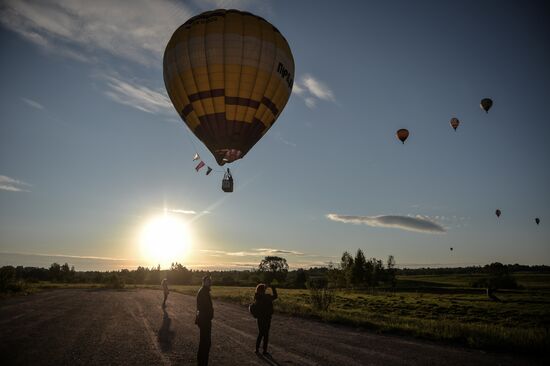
(254, 283, 278, 355)
(196, 275, 213, 366)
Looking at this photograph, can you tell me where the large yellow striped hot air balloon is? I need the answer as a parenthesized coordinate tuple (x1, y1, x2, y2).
(163, 9, 295, 166)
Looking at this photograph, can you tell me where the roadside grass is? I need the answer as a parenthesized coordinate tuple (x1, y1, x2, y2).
(396, 272, 550, 290)
(165, 283, 550, 354)
(0, 280, 35, 297)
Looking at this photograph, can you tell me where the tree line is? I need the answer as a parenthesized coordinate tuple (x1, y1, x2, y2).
(2, 251, 546, 294)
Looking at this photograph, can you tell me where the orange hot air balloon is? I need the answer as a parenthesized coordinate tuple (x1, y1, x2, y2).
(495, 209, 501, 218)
(450, 117, 460, 131)
(396, 129, 409, 144)
(535, 218, 540, 225)
(480, 98, 493, 113)
(163, 9, 295, 166)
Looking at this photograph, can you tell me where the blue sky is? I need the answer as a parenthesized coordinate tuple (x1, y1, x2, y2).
(1, 0, 549, 271)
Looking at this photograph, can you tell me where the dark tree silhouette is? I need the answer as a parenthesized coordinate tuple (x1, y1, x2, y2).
(352, 249, 367, 287)
(340, 251, 354, 288)
(49, 263, 61, 282)
(258, 256, 288, 284)
(387, 255, 397, 290)
(294, 268, 307, 288)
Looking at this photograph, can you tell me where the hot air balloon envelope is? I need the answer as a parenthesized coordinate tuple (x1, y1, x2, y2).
(450, 117, 460, 131)
(535, 218, 540, 225)
(481, 98, 493, 113)
(495, 209, 501, 218)
(396, 129, 409, 144)
(163, 9, 295, 165)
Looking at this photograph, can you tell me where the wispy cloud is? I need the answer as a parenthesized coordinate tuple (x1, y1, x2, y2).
(293, 74, 335, 109)
(201, 248, 305, 257)
(0, 251, 143, 271)
(167, 208, 211, 216)
(270, 131, 296, 147)
(169, 209, 197, 215)
(304, 97, 317, 109)
(0, 1, 193, 115)
(292, 83, 305, 96)
(0, 175, 31, 192)
(0, 251, 133, 261)
(255, 248, 304, 255)
(0, 0, 193, 67)
(302, 75, 335, 101)
(326, 214, 446, 234)
(21, 97, 44, 110)
(100, 74, 173, 114)
(197, 0, 254, 8)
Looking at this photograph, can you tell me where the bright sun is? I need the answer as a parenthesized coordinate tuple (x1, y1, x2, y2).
(140, 214, 191, 268)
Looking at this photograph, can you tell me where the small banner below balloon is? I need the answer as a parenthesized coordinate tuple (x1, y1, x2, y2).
(195, 161, 205, 172)
(191, 154, 222, 177)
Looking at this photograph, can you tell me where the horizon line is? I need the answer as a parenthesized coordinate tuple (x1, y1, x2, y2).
(1, 251, 547, 271)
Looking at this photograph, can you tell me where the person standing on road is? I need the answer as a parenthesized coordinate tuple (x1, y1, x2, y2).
(161, 278, 169, 307)
(254, 283, 278, 355)
(196, 275, 213, 366)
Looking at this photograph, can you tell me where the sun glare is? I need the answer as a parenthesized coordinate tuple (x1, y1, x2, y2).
(140, 214, 191, 268)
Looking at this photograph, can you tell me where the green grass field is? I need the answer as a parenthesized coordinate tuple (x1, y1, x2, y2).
(165, 273, 550, 354)
(16, 273, 550, 354)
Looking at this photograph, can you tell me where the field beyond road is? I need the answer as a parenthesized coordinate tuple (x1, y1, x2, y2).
(0, 289, 545, 365)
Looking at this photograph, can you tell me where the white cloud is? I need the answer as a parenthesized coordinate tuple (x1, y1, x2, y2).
(169, 209, 197, 215)
(0, 1, 193, 116)
(201, 247, 305, 257)
(101, 74, 173, 114)
(302, 74, 334, 101)
(254, 248, 304, 255)
(293, 74, 335, 109)
(197, 0, 253, 8)
(0, 175, 31, 192)
(292, 83, 305, 96)
(304, 97, 317, 109)
(0, 0, 193, 67)
(326, 214, 446, 234)
(21, 97, 44, 110)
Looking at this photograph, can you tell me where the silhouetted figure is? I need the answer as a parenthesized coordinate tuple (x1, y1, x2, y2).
(161, 278, 169, 307)
(254, 283, 278, 355)
(196, 275, 213, 366)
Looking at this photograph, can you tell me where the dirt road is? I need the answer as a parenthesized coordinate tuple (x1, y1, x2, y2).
(0, 289, 542, 365)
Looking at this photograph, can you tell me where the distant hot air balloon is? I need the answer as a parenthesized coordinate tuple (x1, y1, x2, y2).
(450, 247, 453, 251)
(535, 218, 540, 225)
(163, 9, 295, 167)
(480, 98, 493, 113)
(450, 117, 460, 131)
(495, 209, 501, 218)
(396, 129, 409, 144)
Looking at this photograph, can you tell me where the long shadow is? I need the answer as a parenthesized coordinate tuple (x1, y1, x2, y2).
(256, 352, 282, 366)
(158, 306, 175, 352)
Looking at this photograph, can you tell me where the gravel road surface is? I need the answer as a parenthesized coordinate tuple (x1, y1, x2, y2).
(0, 289, 543, 365)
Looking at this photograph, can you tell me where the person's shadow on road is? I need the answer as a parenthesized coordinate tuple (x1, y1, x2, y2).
(158, 307, 175, 352)
(256, 352, 282, 366)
